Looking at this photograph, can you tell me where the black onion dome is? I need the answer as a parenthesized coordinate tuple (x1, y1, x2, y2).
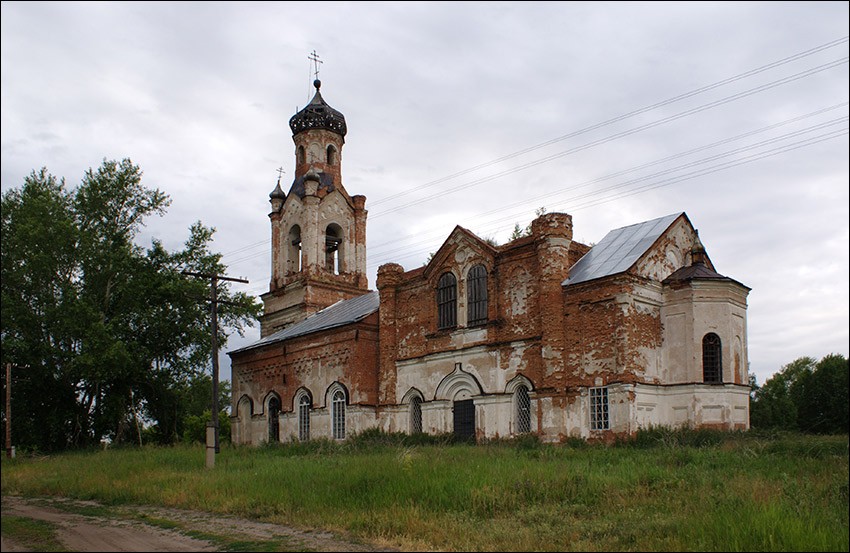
(288, 79, 347, 137)
(269, 179, 286, 200)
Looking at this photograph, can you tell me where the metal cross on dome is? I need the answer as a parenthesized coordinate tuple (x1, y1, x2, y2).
(308, 50, 323, 80)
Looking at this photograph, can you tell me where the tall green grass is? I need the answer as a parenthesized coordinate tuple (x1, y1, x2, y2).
(2, 429, 847, 551)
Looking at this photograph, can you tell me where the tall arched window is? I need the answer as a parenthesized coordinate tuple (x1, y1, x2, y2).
(298, 394, 311, 441)
(332, 390, 346, 440)
(327, 144, 337, 165)
(437, 272, 457, 330)
(467, 264, 488, 326)
(268, 396, 281, 443)
(325, 224, 343, 275)
(410, 396, 423, 434)
(703, 333, 722, 383)
(515, 385, 531, 434)
(288, 225, 302, 273)
(297, 145, 306, 165)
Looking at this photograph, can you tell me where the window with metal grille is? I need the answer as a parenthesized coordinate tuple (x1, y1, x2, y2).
(590, 387, 609, 431)
(703, 333, 722, 383)
(515, 385, 531, 434)
(410, 396, 422, 434)
(467, 265, 488, 326)
(298, 394, 311, 441)
(437, 272, 457, 330)
(332, 390, 346, 440)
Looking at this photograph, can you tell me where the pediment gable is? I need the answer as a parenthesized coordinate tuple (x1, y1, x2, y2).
(423, 226, 497, 281)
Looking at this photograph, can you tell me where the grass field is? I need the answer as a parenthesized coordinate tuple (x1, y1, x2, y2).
(2, 428, 848, 551)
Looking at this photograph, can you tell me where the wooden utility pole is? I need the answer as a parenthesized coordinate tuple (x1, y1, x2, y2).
(5, 362, 11, 458)
(182, 271, 248, 464)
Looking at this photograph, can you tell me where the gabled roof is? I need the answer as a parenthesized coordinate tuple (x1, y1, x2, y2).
(229, 291, 379, 355)
(563, 213, 683, 286)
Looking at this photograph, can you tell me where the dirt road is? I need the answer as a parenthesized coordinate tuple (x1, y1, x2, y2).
(1, 495, 399, 552)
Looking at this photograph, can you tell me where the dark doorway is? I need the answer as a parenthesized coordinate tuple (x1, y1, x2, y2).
(453, 399, 475, 442)
(268, 396, 280, 442)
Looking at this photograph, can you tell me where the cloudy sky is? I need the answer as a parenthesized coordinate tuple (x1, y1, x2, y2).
(2, 1, 848, 387)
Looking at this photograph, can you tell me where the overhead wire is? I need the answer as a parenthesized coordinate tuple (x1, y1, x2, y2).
(364, 122, 849, 268)
(217, 38, 849, 281)
(367, 35, 849, 208)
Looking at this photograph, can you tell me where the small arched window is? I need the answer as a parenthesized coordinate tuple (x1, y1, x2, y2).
(410, 396, 423, 434)
(297, 145, 306, 165)
(703, 333, 722, 383)
(332, 390, 346, 440)
(298, 394, 311, 441)
(467, 264, 488, 326)
(437, 272, 457, 330)
(515, 385, 531, 434)
(268, 396, 281, 443)
(327, 144, 337, 165)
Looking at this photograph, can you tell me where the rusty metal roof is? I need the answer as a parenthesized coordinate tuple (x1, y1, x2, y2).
(230, 291, 378, 354)
(563, 213, 683, 286)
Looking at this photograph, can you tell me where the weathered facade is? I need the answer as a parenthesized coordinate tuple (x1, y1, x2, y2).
(229, 80, 751, 445)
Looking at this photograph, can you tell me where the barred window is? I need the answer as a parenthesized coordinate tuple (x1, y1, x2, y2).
(590, 387, 609, 431)
(437, 272, 457, 330)
(410, 396, 422, 434)
(515, 385, 531, 434)
(298, 394, 311, 441)
(332, 390, 346, 440)
(703, 333, 722, 383)
(467, 265, 488, 327)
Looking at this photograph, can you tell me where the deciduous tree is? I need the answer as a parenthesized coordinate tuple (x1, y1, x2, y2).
(1, 159, 261, 450)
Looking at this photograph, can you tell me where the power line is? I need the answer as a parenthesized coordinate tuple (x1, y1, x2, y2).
(368, 35, 849, 208)
(365, 127, 848, 268)
(368, 57, 848, 220)
(363, 106, 849, 259)
(219, 49, 848, 284)
(220, 39, 848, 266)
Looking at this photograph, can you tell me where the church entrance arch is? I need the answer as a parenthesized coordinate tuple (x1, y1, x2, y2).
(436, 363, 482, 441)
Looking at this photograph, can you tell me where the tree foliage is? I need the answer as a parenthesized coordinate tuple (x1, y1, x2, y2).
(750, 354, 848, 434)
(1, 159, 261, 451)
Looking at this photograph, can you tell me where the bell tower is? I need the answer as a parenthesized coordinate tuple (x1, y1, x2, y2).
(260, 77, 368, 337)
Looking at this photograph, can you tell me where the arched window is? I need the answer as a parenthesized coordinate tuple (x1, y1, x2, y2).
(515, 385, 531, 434)
(467, 264, 488, 326)
(332, 390, 346, 440)
(437, 272, 457, 330)
(325, 224, 343, 275)
(327, 144, 337, 165)
(703, 333, 722, 383)
(297, 145, 306, 165)
(268, 396, 281, 443)
(298, 394, 311, 441)
(410, 396, 423, 434)
(288, 225, 302, 272)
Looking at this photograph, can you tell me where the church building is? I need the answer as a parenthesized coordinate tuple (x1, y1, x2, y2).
(228, 79, 751, 445)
